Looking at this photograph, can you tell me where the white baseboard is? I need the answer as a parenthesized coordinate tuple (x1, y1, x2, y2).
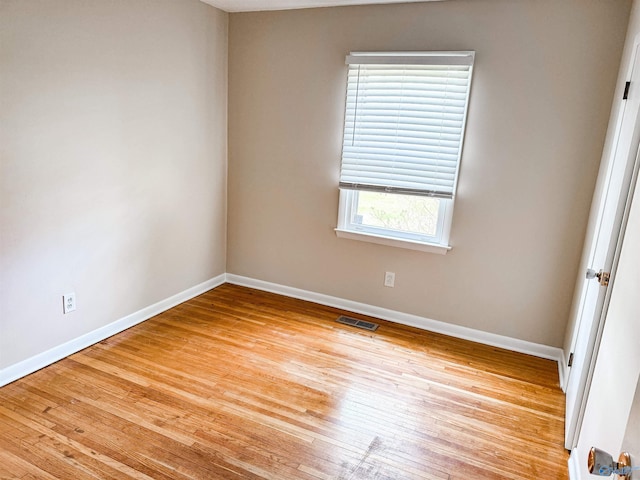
(559, 350, 569, 393)
(226, 274, 565, 366)
(1, 273, 566, 388)
(0, 274, 226, 387)
(568, 449, 581, 480)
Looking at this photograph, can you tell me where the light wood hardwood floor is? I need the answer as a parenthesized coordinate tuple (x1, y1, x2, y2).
(0, 284, 568, 479)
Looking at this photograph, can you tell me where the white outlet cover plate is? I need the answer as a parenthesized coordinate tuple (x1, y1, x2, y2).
(63, 293, 76, 314)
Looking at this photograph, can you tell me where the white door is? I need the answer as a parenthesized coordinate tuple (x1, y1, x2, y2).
(620, 379, 640, 470)
(570, 161, 640, 478)
(564, 37, 640, 450)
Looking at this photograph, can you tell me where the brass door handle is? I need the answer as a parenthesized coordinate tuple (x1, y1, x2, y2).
(588, 447, 636, 478)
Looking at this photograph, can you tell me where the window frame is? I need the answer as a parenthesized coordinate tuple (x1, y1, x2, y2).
(335, 51, 474, 254)
(336, 190, 454, 254)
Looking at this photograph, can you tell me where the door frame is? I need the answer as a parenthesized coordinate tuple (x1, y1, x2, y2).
(565, 35, 640, 450)
(567, 141, 640, 449)
(568, 149, 640, 479)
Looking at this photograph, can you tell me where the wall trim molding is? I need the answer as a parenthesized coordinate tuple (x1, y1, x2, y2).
(226, 274, 565, 368)
(0, 274, 226, 387)
(559, 350, 569, 393)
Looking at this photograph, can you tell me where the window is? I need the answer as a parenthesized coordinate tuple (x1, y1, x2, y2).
(336, 51, 474, 254)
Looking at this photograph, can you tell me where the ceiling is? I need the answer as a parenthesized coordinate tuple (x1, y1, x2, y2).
(199, 0, 442, 13)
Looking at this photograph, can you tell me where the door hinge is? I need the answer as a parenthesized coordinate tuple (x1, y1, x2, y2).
(623, 81, 631, 100)
(568, 352, 574, 367)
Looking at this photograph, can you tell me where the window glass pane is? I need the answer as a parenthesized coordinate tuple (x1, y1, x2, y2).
(353, 191, 440, 237)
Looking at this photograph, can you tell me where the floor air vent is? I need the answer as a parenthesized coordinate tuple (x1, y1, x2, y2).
(336, 316, 379, 331)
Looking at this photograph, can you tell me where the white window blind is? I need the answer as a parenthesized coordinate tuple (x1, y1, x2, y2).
(339, 51, 474, 199)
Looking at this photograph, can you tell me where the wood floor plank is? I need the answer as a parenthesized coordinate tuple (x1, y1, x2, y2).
(0, 284, 568, 479)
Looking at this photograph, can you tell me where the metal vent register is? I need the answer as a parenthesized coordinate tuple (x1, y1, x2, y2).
(336, 316, 379, 332)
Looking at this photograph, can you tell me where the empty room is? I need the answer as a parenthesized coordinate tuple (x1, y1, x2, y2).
(1, 0, 640, 479)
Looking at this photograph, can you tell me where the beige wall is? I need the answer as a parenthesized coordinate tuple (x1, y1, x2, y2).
(0, 0, 228, 369)
(0, 0, 632, 373)
(227, 0, 630, 347)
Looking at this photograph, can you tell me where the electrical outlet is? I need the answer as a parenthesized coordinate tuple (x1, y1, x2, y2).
(384, 271, 395, 287)
(63, 293, 76, 314)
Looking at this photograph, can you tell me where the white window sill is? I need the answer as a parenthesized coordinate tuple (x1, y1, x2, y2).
(334, 228, 451, 255)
